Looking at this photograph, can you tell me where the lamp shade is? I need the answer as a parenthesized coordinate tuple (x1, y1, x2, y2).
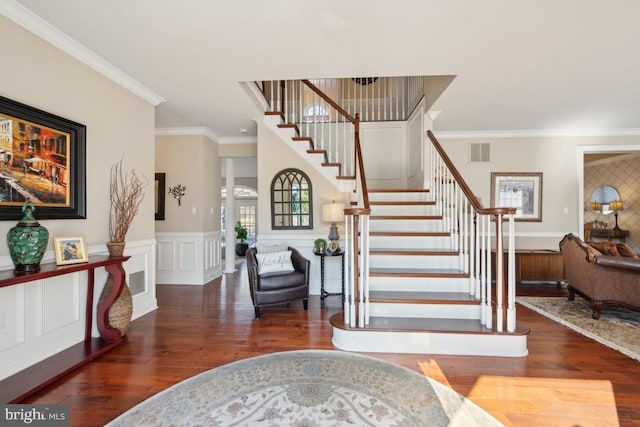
(609, 200, 623, 211)
(322, 202, 344, 223)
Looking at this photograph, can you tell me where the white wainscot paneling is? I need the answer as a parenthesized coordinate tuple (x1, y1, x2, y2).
(0, 277, 86, 381)
(156, 232, 222, 285)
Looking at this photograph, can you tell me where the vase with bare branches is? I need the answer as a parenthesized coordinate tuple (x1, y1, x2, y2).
(100, 156, 147, 336)
(109, 157, 147, 248)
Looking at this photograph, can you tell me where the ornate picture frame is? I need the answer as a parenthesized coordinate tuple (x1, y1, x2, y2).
(490, 172, 543, 222)
(0, 95, 86, 220)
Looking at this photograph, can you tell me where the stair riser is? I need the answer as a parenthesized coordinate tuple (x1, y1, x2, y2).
(369, 219, 442, 232)
(332, 328, 529, 357)
(369, 254, 459, 269)
(370, 204, 439, 216)
(369, 303, 481, 319)
(369, 235, 452, 249)
(369, 192, 430, 202)
(369, 276, 472, 293)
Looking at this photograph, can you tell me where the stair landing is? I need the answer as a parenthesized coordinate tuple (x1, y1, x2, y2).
(330, 313, 529, 357)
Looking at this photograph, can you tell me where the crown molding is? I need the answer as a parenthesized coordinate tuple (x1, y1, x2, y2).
(0, 0, 165, 106)
(435, 128, 640, 139)
(155, 127, 220, 142)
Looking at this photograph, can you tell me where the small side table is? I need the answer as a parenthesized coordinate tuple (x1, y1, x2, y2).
(315, 249, 345, 306)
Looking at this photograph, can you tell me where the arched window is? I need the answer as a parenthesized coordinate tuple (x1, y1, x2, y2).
(271, 168, 312, 229)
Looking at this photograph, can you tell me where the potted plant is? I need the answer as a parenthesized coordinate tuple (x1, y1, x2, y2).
(234, 221, 249, 256)
(314, 238, 327, 254)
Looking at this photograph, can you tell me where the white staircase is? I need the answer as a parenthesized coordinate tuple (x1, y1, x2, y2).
(330, 189, 529, 357)
(255, 79, 528, 357)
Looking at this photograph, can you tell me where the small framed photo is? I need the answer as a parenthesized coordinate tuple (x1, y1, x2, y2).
(54, 237, 89, 265)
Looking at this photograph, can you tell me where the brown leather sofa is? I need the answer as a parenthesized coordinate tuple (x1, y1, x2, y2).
(559, 233, 640, 319)
(246, 247, 309, 318)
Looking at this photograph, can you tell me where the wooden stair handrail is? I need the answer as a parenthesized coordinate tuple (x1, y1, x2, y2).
(427, 130, 516, 216)
(302, 80, 369, 209)
(301, 80, 356, 124)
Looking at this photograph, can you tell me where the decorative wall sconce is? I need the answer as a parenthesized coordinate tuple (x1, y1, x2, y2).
(168, 184, 186, 206)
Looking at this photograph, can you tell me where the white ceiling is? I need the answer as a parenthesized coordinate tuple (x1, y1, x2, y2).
(7, 0, 640, 140)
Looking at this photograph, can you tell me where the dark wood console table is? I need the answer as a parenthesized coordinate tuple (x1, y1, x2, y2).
(0, 255, 130, 403)
(589, 228, 630, 243)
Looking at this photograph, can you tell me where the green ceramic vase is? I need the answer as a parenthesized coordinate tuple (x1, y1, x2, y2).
(7, 200, 49, 273)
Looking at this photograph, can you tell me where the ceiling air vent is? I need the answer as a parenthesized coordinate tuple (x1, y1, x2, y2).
(469, 143, 490, 163)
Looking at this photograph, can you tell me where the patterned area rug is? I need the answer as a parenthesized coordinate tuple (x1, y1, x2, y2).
(106, 350, 502, 426)
(518, 296, 640, 361)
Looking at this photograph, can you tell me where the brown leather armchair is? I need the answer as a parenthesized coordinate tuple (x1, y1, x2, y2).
(246, 247, 310, 318)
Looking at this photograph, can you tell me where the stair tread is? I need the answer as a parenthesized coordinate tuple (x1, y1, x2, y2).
(370, 267, 468, 277)
(370, 248, 457, 255)
(370, 231, 449, 237)
(370, 291, 478, 303)
(330, 313, 529, 335)
(370, 215, 441, 220)
(369, 189, 430, 193)
(370, 201, 435, 205)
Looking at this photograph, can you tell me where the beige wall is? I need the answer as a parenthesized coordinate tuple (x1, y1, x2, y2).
(439, 134, 640, 249)
(155, 134, 220, 233)
(257, 120, 347, 239)
(0, 16, 155, 255)
(218, 142, 257, 158)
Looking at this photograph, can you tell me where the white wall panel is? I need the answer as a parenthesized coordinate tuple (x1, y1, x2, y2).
(179, 242, 197, 272)
(406, 102, 424, 188)
(360, 122, 407, 188)
(0, 286, 24, 351)
(39, 276, 80, 335)
(157, 241, 176, 271)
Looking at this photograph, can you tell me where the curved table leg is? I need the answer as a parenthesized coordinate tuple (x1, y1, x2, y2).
(96, 262, 126, 343)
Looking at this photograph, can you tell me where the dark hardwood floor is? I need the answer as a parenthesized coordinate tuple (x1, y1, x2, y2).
(24, 264, 640, 426)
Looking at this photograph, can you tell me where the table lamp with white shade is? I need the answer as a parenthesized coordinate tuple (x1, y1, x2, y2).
(322, 201, 344, 251)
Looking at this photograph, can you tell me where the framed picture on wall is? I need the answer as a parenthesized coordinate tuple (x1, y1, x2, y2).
(155, 173, 166, 220)
(0, 95, 86, 220)
(490, 172, 543, 222)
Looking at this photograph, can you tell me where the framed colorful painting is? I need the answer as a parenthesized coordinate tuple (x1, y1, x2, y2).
(0, 95, 86, 220)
